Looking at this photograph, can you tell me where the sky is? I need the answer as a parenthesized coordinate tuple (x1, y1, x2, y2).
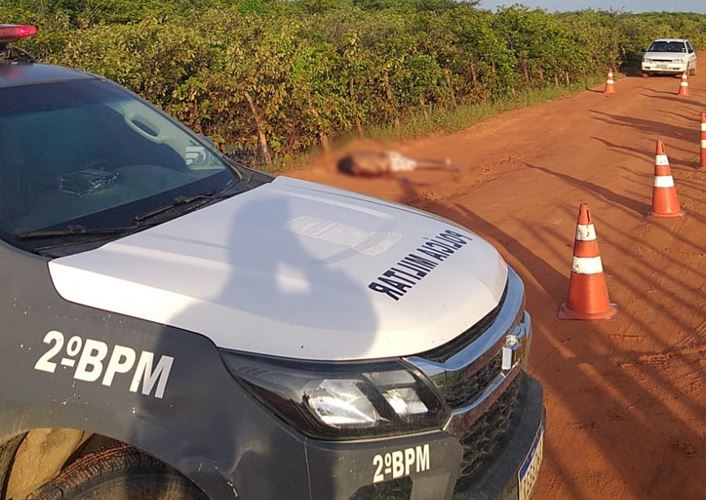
(478, 0, 706, 13)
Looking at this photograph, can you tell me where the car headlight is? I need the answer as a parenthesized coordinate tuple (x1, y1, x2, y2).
(643, 58, 652, 62)
(221, 351, 449, 439)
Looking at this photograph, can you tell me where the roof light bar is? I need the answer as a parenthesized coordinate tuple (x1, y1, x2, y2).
(0, 25, 37, 43)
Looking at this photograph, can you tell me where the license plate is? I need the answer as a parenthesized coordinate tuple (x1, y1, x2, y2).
(657, 64, 669, 69)
(518, 426, 544, 500)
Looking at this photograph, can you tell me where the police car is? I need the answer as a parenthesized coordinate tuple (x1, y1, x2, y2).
(0, 25, 544, 499)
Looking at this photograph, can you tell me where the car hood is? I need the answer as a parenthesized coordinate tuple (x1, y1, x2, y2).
(644, 52, 688, 61)
(48, 176, 507, 361)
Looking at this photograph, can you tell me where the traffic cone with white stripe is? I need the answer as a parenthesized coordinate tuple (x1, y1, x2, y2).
(604, 69, 616, 95)
(649, 140, 683, 218)
(677, 72, 689, 97)
(558, 203, 617, 320)
(699, 113, 706, 170)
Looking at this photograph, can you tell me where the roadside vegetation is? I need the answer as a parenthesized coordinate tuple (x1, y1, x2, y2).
(4, 0, 706, 167)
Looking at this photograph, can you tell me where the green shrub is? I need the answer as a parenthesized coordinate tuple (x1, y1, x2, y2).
(3, 1, 705, 161)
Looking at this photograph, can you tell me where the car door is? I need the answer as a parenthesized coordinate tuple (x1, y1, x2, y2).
(686, 41, 696, 64)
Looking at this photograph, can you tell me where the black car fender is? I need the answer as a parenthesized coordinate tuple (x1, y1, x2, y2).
(0, 241, 310, 500)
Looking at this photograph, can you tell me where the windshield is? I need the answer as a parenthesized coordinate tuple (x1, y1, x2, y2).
(647, 41, 686, 53)
(0, 78, 237, 244)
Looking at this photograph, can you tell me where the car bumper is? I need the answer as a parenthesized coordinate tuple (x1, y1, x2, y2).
(642, 62, 687, 74)
(304, 373, 545, 500)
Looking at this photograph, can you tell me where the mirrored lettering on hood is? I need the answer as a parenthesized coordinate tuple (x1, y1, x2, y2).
(368, 229, 473, 301)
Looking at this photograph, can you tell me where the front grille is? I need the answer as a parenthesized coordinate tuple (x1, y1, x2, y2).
(421, 283, 508, 363)
(350, 477, 412, 500)
(441, 351, 503, 409)
(454, 376, 522, 493)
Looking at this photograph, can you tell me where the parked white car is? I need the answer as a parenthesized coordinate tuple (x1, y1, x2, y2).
(642, 38, 697, 76)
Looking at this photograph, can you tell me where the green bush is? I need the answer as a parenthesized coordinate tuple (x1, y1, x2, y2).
(3, 1, 705, 163)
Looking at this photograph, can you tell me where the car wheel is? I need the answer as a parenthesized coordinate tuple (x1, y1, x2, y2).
(642, 71, 650, 78)
(27, 444, 207, 500)
(689, 64, 697, 76)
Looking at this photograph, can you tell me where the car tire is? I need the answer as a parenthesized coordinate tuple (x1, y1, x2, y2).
(642, 71, 650, 78)
(689, 64, 697, 76)
(27, 444, 207, 500)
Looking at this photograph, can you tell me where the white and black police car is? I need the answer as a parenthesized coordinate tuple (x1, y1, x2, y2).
(0, 25, 544, 500)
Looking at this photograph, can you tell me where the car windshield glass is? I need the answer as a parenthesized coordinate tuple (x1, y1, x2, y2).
(648, 41, 686, 53)
(0, 78, 237, 242)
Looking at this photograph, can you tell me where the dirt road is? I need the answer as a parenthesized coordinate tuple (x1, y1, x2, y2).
(291, 71, 706, 499)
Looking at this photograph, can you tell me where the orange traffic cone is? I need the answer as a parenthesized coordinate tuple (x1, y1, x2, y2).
(648, 140, 683, 218)
(677, 72, 689, 96)
(700, 112, 706, 170)
(604, 69, 616, 95)
(558, 203, 617, 320)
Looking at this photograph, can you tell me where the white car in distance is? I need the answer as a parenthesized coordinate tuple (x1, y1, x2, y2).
(642, 39, 696, 76)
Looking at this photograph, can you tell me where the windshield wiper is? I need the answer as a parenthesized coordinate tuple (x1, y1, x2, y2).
(17, 224, 138, 240)
(18, 186, 238, 241)
(133, 189, 233, 224)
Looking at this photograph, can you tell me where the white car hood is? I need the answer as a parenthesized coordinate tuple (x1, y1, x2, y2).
(644, 52, 687, 61)
(48, 176, 507, 361)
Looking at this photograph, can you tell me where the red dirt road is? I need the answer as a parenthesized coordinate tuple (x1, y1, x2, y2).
(291, 72, 706, 499)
